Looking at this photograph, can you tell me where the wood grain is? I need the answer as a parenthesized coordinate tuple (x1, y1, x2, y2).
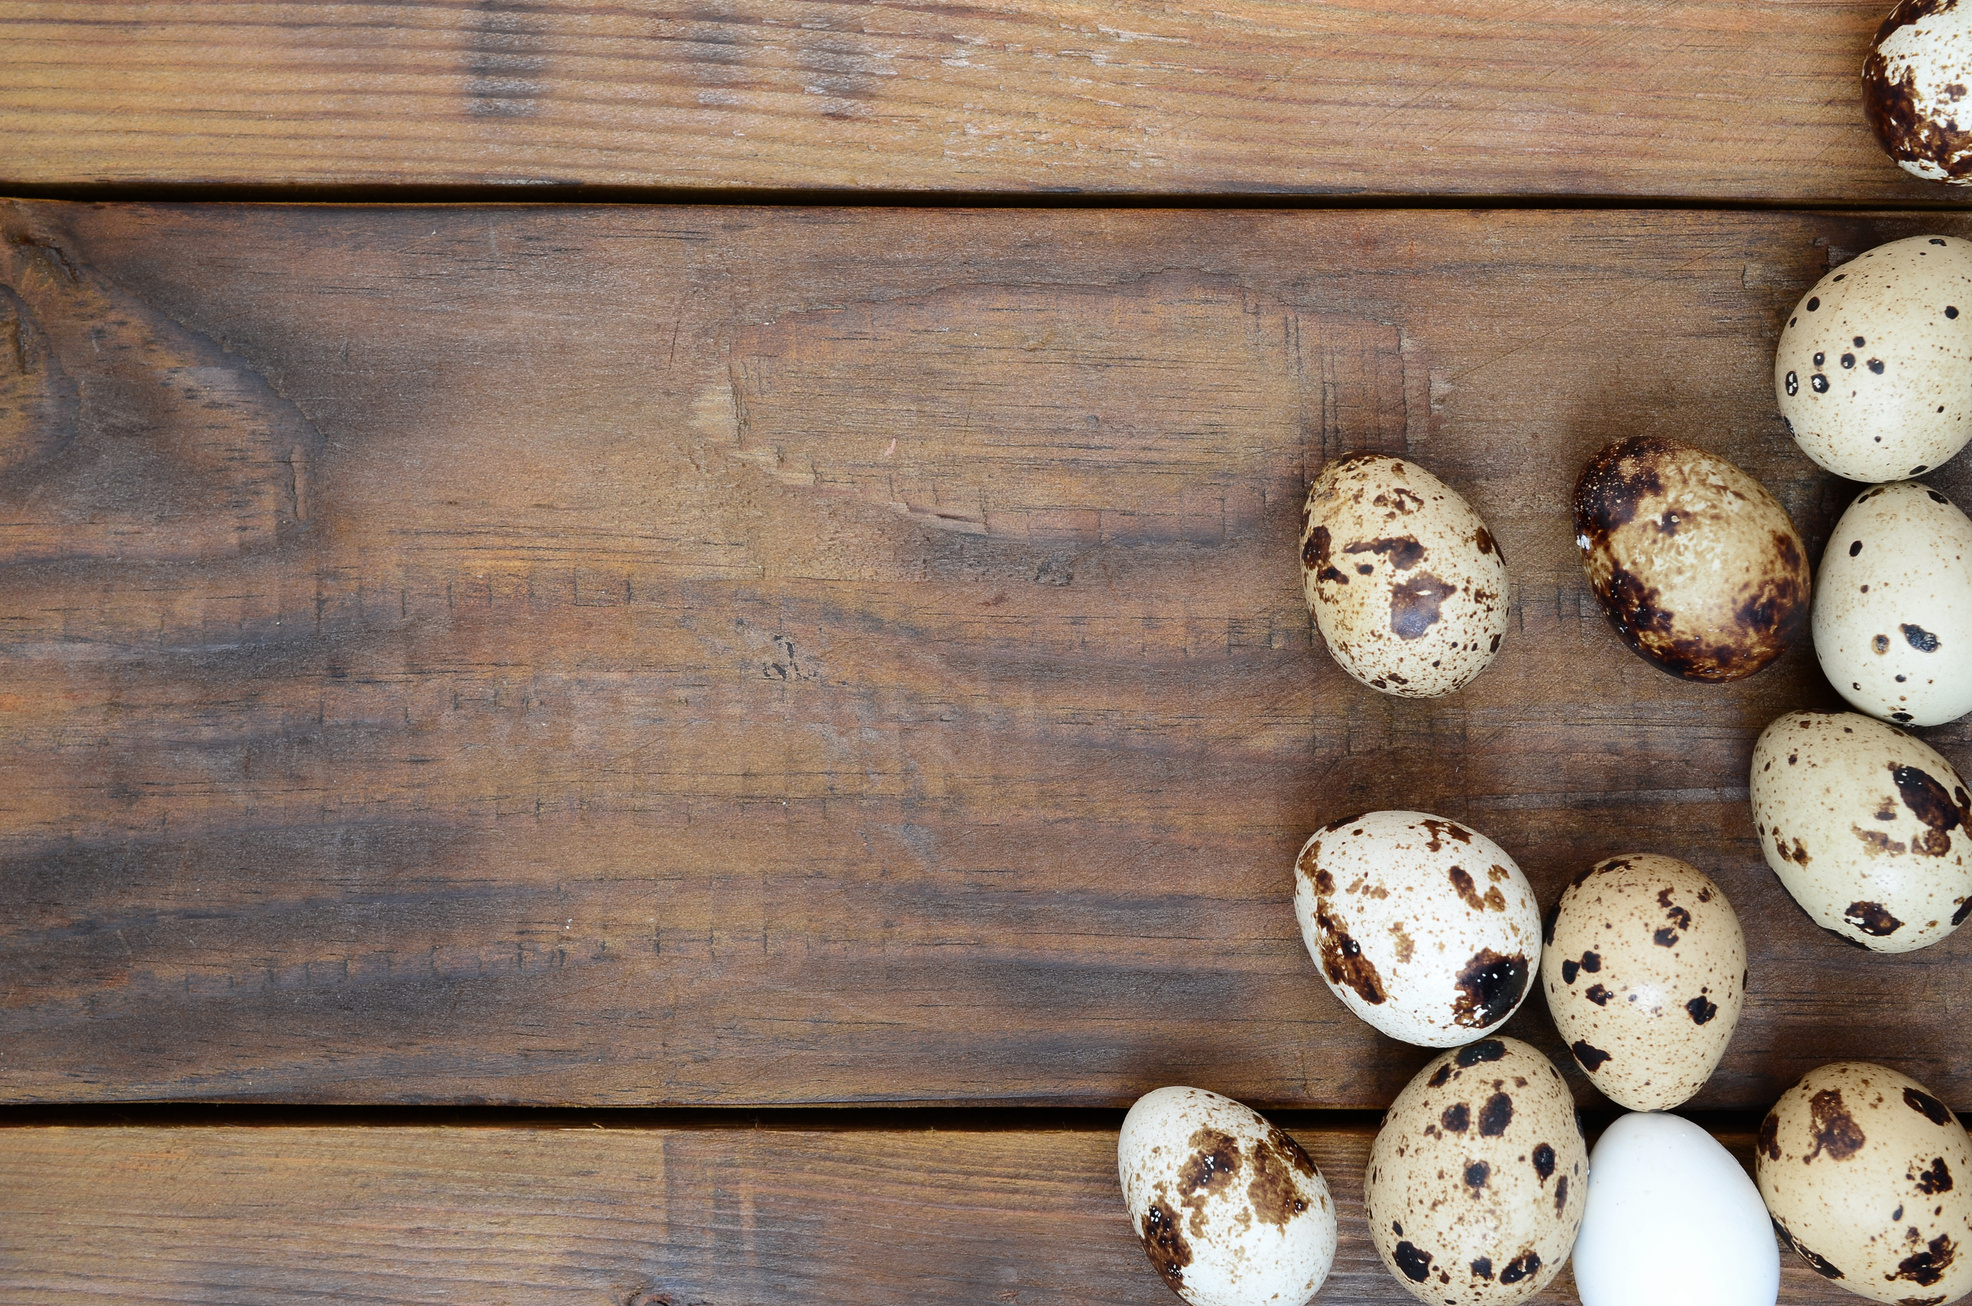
(0, 199, 1967, 1107)
(0, 0, 1951, 202)
(0, 1121, 1861, 1304)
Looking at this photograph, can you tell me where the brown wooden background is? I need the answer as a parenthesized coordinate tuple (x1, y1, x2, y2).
(2, 4, 1968, 1303)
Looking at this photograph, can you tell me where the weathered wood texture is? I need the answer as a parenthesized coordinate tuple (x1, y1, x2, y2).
(0, 1121, 1859, 1305)
(1, 199, 1967, 1107)
(0, 0, 1951, 202)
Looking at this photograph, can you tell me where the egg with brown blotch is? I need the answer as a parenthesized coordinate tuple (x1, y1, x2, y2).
(1295, 811, 1542, 1048)
(1365, 1038, 1588, 1306)
(1750, 710, 1972, 953)
(1813, 481, 1972, 728)
(1118, 1086, 1338, 1306)
(1573, 437, 1811, 681)
(1757, 1062, 1972, 1305)
(1541, 854, 1746, 1111)
(1773, 235, 1972, 480)
(1866, 4, 1972, 188)
(1300, 453, 1510, 698)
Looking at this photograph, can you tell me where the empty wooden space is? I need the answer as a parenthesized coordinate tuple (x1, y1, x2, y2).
(0, 0, 1953, 201)
(2, 199, 1966, 1114)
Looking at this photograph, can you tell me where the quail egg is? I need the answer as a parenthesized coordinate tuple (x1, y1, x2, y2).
(1814, 480, 1972, 727)
(1301, 453, 1510, 697)
(1295, 811, 1541, 1047)
(1119, 1086, 1338, 1306)
(1573, 437, 1810, 680)
(1750, 710, 1971, 953)
(1758, 1061, 1972, 1304)
(1866, 3, 1972, 186)
(1541, 854, 1746, 1110)
(1365, 1038, 1588, 1305)
(1775, 235, 1972, 481)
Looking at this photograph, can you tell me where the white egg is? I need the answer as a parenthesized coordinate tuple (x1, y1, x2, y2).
(1300, 453, 1510, 698)
(1118, 1086, 1338, 1306)
(1295, 811, 1541, 1047)
(1572, 1112, 1779, 1306)
(1814, 481, 1972, 727)
(1773, 235, 1972, 482)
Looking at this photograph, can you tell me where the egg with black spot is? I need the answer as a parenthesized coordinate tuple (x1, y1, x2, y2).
(1573, 437, 1810, 681)
(1301, 453, 1510, 698)
(1365, 1038, 1588, 1305)
(1757, 1062, 1972, 1305)
(1774, 235, 1972, 481)
(1295, 811, 1541, 1047)
(1118, 1086, 1338, 1306)
(1750, 710, 1972, 953)
(1814, 480, 1972, 727)
(1866, 4, 1972, 187)
(1541, 854, 1746, 1110)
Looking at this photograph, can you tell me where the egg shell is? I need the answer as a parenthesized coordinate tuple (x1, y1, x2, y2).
(1757, 1061, 1972, 1305)
(1541, 854, 1746, 1111)
(1867, 4, 1972, 186)
(1774, 234, 1972, 481)
(1572, 1112, 1779, 1306)
(1573, 437, 1810, 681)
(1365, 1038, 1588, 1305)
(1814, 481, 1972, 727)
(1750, 710, 1972, 953)
(1294, 811, 1541, 1048)
(1118, 1086, 1338, 1306)
(1300, 453, 1510, 698)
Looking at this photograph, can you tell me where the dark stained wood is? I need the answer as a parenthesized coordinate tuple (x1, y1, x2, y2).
(0, 1121, 1861, 1304)
(0, 199, 1968, 1108)
(0, 0, 1954, 203)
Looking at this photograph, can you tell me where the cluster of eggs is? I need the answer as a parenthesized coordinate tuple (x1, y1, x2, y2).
(1115, 229, 1972, 1306)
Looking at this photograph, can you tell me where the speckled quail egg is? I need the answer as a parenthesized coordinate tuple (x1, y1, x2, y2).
(1572, 1112, 1780, 1306)
(1752, 710, 1971, 952)
(1757, 1062, 1972, 1305)
(1573, 437, 1811, 680)
(1541, 855, 1746, 1110)
(1774, 235, 1972, 481)
(1301, 453, 1510, 697)
(1867, 3, 1972, 186)
(1295, 811, 1542, 1047)
(1365, 1038, 1588, 1305)
(1119, 1086, 1338, 1306)
(1815, 481, 1972, 727)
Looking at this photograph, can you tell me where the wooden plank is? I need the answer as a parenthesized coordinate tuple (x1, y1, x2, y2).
(0, 1121, 1859, 1304)
(0, 0, 1950, 202)
(0, 199, 1967, 1108)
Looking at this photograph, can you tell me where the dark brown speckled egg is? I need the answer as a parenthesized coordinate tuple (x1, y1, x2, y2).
(1573, 437, 1811, 681)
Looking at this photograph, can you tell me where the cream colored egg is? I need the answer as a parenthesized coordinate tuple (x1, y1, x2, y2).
(1541, 854, 1746, 1111)
(1300, 453, 1510, 698)
(1757, 1062, 1972, 1305)
(1573, 437, 1810, 681)
(1295, 811, 1541, 1047)
(1118, 1086, 1338, 1306)
(1750, 711, 1971, 953)
(1866, 4, 1972, 186)
(1814, 481, 1972, 727)
(1366, 1038, 1588, 1305)
(1774, 236, 1972, 481)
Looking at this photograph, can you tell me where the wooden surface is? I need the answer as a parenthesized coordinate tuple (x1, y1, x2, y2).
(2, 198, 1967, 1111)
(0, 1121, 1860, 1305)
(0, 0, 1959, 202)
